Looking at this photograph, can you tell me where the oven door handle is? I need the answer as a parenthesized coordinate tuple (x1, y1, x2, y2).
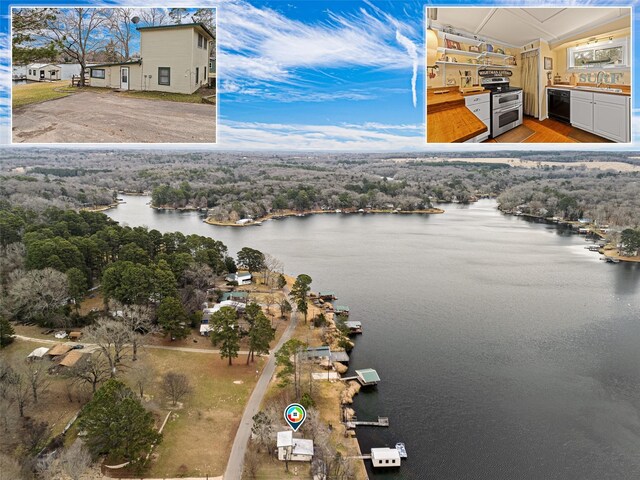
(494, 105, 522, 114)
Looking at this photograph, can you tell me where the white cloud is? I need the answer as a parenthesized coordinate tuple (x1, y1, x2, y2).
(395, 30, 418, 107)
(215, 0, 421, 103)
(217, 119, 425, 151)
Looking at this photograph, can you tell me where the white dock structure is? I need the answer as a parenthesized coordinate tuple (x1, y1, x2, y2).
(371, 447, 401, 468)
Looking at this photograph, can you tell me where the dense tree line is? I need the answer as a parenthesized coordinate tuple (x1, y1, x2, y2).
(3, 149, 640, 227)
(0, 203, 235, 332)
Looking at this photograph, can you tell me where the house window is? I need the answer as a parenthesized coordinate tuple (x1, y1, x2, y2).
(203, 39, 207, 50)
(91, 69, 105, 79)
(158, 67, 170, 86)
(568, 38, 629, 69)
(195, 67, 199, 85)
(198, 33, 203, 48)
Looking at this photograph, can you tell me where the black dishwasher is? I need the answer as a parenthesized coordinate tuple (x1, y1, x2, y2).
(548, 89, 571, 123)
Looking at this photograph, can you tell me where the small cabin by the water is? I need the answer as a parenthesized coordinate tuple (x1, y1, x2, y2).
(27, 63, 61, 81)
(334, 305, 350, 316)
(371, 448, 401, 468)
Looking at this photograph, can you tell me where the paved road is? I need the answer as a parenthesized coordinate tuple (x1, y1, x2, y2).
(12, 91, 216, 143)
(224, 306, 299, 480)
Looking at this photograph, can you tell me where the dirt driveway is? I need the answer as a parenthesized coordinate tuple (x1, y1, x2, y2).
(12, 91, 216, 143)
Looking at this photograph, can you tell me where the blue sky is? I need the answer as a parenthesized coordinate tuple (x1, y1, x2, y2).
(0, 0, 639, 150)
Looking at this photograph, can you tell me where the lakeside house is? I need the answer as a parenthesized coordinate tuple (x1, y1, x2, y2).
(225, 272, 252, 285)
(371, 448, 401, 468)
(89, 23, 214, 94)
(26, 63, 61, 81)
(277, 431, 314, 462)
(219, 291, 249, 302)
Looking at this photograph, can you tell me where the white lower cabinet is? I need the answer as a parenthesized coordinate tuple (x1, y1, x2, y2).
(464, 93, 490, 143)
(570, 92, 594, 132)
(570, 91, 630, 143)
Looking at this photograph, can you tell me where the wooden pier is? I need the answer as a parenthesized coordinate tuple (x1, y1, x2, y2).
(346, 416, 389, 429)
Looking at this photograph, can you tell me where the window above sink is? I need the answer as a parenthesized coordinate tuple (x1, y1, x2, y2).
(567, 37, 629, 70)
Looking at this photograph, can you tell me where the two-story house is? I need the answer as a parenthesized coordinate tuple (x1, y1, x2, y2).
(88, 23, 214, 94)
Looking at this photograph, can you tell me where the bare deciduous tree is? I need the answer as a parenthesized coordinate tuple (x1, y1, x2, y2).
(8, 268, 69, 324)
(22, 360, 50, 404)
(262, 253, 284, 287)
(139, 8, 168, 26)
(161, 371, 192, 407)
(60, 440, 92, 480)
(9, 370, 30, 417)
(108, 8, 135, 60)
(42, 8, 109, 86)
(65, 352, 111, 393)
(113, 302, 156, 361)
(264, 293, 277, 315)
(127, 355, 156, 399)
(84, 318, 134, 377)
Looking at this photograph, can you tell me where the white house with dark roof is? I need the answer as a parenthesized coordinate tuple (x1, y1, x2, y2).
(26, 63, 61, 81)
(89, 23, 214, 94)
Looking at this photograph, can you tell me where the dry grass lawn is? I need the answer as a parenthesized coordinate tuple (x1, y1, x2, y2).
(142, 348, 265, 477)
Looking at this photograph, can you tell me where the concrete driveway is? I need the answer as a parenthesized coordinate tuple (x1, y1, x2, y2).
(12, 91, 216, 143)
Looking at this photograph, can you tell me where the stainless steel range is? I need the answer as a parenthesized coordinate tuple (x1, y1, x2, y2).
(480, 72, 523, 138)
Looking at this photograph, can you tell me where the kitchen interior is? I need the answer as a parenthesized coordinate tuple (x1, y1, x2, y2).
(426, 7, 632, 144)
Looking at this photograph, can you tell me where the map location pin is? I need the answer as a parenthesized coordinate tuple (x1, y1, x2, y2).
(284, 403, 307, 432)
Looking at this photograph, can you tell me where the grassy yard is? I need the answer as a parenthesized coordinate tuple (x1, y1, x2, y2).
(12, 80, 75, 108)
(141, 348, 265, 477)
(120, 90, 206, 104)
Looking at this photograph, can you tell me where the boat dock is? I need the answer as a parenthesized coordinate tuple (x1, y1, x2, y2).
(342, 368, 381, 386)
(346, 416, 389, 428)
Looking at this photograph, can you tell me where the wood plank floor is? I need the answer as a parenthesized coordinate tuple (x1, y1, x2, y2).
(483, 117, 612, 143)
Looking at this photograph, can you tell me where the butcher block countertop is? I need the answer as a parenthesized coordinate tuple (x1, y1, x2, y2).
(545, 84, 631, 97)
(427, 87, 489, 143)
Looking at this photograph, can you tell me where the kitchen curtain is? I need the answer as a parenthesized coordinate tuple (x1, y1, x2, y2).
(521, 50, 539, 118)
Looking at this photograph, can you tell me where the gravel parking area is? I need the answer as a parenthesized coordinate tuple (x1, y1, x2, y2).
(12, 91, 216, 143)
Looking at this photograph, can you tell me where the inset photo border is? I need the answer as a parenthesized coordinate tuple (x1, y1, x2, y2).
(425, 6, 632, 145)
(11, 7, 217, 144)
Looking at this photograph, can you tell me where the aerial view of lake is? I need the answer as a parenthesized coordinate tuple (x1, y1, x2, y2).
(107, 196, 640, 480)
